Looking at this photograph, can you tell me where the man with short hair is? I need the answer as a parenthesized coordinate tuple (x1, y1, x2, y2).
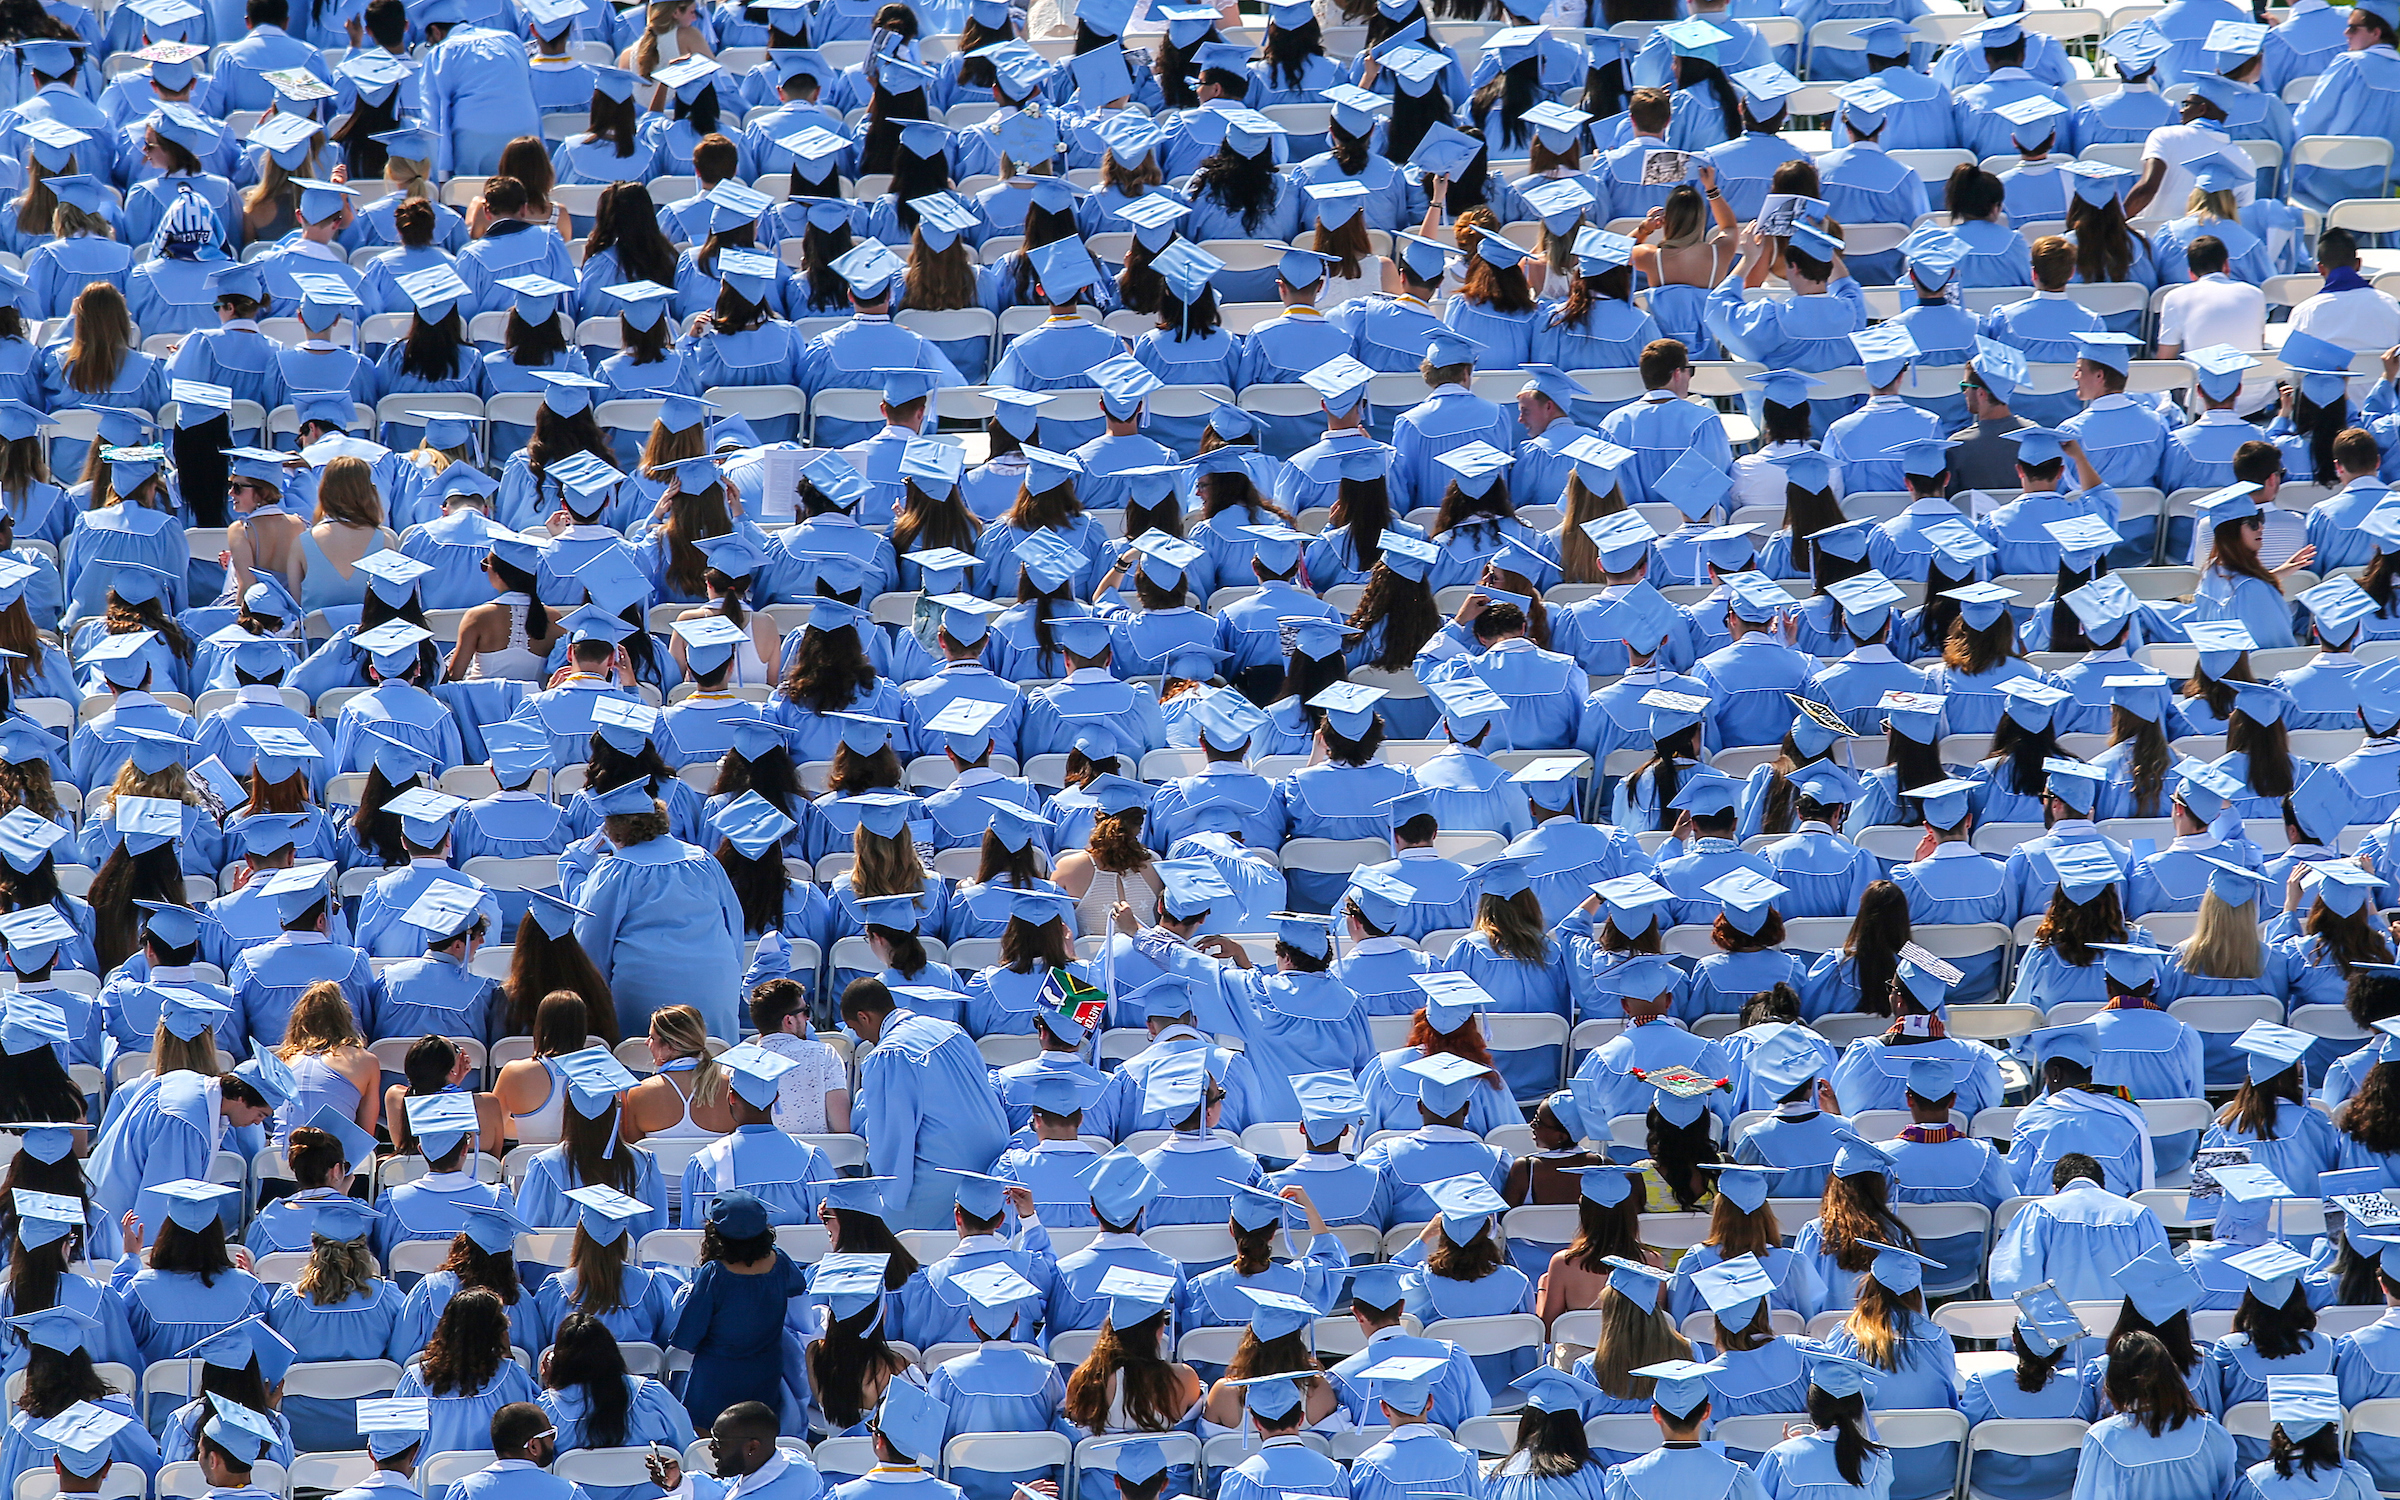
(1989, 1150, 2168, 1300)
(648, 1401, 821, 1500)
(840, 977, 1014, 1231)
(1598, 1358, 1765, 1500)
(458, 176, 576, 315)
(1345, 1354, 1483, 1500)
(2304, 423, 2393, 572)
(1325, 1263, 1490, 1430)
(2158, 236, 2267, 363)
(1598, 338, 1734, 506)
(192, 1398, 283, 1500)
(454, 1405, 583, 1500)
(2289, 228, 2400, 350)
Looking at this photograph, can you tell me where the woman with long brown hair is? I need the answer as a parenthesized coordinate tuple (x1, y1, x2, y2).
(1062, 1278, 1202, 1475)
(2198, 491, 2307, 652)
(1053, 776, 1161, 938)
(1530, 1164, 1652, 1324)
(2200, 1023, 2342, 1199)
(2094, 674, 2176, 819)
(1791, 1141, 1920, 1313)
(1195, 1268, 1343, 1433)
(2072, 1331, 2236, 1495)
(2007, 858, 2143, 1011)
(530, 1195, 679, 1349)
(2062, 176, 2159, 290)
(83, 786, 194, 972)
(578, 183, 689, 325)
(393, 1285, 542, 1458)
(1435, 859, 1569, 1101)
(554, 73, 660, 185)
(1349, 542, 1446, 674)
(1627, 171, 1738, 355)
(373, 270, 484, 403)
(498, 897, 619, 1047)
(39, 281, 166, 439)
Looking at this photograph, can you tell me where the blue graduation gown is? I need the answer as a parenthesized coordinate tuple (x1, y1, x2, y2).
(680, 1123, 835, 1226)
(573, 834, 747, 1040)
(264, 1280, 412, 1449)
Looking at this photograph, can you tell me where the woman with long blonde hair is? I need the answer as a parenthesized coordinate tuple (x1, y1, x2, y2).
(275, 981, 379, 1143)
(240, 131, 325, 244)
(622, 0, 711, 82)
(1570, 1264, 1693, 1461)
(621, 1006, 733, 1170)
(2164, 872, 2291, 1088)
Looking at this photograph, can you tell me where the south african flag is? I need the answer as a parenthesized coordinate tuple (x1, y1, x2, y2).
(1040, 968, 1108, 1030)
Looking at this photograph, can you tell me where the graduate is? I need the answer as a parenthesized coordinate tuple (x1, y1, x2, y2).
(1753, 1351, 1897, 1500)
(1688, 1255, 1813, 1429)
(919, 1262, 1065, 1500)
(838, 978, 1014, 1233)
(1606, 1358, 1767, 1500)
(528, 1188, 682, 1354)
(259, 1201, 410, 1451)
(369, 1098, 511, 1263)
(1958, 1287, 2096, 1500)
(678, 1042, 839, 1226)
(1345, 1353, 1483, 1500)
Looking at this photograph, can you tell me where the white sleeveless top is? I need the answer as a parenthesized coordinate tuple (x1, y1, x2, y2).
(469, 594, 548, 682)
(509, 1057, 568, 1145)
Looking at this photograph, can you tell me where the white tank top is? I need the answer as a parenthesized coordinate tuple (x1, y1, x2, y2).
(469, 594, 548, 682)
(509, 1057, 568, 1145)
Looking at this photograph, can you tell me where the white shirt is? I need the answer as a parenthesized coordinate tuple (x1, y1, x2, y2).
(2289, 284, 2400, 354)
(2159, 273, 2265, 359)
(2141, 123, 2258, 213)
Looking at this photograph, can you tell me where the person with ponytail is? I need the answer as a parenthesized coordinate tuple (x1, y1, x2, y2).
(1755, 1352, 1895, 1500)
